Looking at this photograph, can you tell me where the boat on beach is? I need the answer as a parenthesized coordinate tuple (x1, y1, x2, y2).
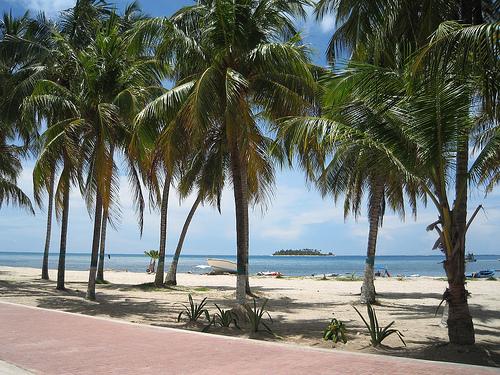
(466, 270, 495, 279)
(207, 258, 237, 274)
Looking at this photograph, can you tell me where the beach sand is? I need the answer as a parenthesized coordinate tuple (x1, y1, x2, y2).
(1, 266, 499, 367)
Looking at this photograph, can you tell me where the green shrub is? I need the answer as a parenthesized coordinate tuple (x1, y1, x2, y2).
(323, 316, 347, 343)
(244, 298, 273, 334)
(353, 304, 406, 347)
(177, 294, 210, 323)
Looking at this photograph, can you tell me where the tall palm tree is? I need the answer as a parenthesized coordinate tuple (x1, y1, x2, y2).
(315, 0, 498, 346)
(136, 0, 316, 304)
(96, 2, 147, 283)
(278, 66, 423, 304)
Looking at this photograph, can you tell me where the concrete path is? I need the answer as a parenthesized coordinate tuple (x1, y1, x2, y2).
(0, 301, 498, 375)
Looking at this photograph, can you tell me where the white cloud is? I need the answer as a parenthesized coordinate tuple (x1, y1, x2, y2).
(6, 0, 75, 15)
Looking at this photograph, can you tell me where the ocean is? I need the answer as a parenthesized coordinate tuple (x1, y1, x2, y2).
(1, 252, 499, 277)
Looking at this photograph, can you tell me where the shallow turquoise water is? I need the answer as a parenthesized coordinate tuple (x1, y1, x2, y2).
(1, 252, 499, 277)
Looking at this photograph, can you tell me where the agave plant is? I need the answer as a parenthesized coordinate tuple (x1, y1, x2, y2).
(213, 304, 240, 329)
(323, 316, 347, 344)
(244, 299, 273, 334)
(177, 294, 210, 323)
(353, 304, 405, 347)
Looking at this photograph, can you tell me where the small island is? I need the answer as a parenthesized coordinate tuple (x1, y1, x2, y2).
(272, 249, 334, 256)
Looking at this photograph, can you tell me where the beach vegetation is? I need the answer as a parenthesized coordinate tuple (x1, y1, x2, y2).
(244, 298, 273, 334)
(323, 316, 347, 344)
(144, 250, 159, 273)
(134, 0, 317, 304)
(177, 294, 211, 324)
(211, 304, 240, 329)
(353, 304, 406, 347)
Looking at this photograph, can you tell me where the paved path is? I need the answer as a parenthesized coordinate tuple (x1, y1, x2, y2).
(0, 302, 498, 375)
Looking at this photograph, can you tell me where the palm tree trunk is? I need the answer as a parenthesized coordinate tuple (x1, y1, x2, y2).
(86, 191, 103, 300)
(96, 208, 108, 282)
(42, 173, 55, 280)
(96, 145, 114, 283)
(165, 194, 202, 286)
(360, 179, 384, 304)
(154, 174, 171, 287)
(230, 147, 250, 305)
(56, 175, 70, 290)
(443, 136, 475, 344)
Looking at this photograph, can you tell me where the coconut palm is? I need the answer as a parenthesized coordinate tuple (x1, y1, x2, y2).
(164, 141, 227, 286)
(314, 0, 498, 346)
(24, 12, 164, 299)
(278, 65, 424, 303)
(0, 13, 35, 214)
(136, 0, 316, 304)
(144, 249, 159, 272)
(95, 4, 148, 284)
(0, 125, 33, 213)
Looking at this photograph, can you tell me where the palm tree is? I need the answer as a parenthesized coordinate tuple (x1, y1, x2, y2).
(96, 3, 147, 283)
(164, 195, 201, 285)
(40, 171, 55, 280)
(136, 0, 316, 304)
(0, 125, 33, 213)
(278, 66, 423, 304)
(0, 12, 35, 214)
(144, 249, 159, 272)
(314, 0, 498, 346)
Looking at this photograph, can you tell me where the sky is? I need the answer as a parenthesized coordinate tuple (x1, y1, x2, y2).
(0, 0, 499, 256)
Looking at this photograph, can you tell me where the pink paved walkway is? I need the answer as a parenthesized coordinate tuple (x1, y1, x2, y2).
(0, 302, 498, 375)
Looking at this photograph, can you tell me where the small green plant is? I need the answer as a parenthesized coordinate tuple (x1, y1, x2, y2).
(211, 304, 240, 328)
(323, 316, 347, 343)
(353, 304, 406, 347)
(244, 298, 273, 334)
(177, 294, 210, 323)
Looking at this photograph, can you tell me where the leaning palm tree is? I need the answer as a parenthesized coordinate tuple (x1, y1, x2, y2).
(164, 142, 227, 286)
(136, 0, 317, 304)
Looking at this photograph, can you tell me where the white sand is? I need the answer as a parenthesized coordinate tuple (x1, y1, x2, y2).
(1, 266, 499, 367)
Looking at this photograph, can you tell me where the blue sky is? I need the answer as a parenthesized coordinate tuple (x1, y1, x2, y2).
(1, 0, 499, 256)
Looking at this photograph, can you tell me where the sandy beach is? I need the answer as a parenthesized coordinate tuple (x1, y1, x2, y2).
(1, 266, 499, 367)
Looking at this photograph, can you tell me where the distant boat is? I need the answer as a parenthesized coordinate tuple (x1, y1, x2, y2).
(465, 253, 477, 263)
(207, 258, 237, 274)
(466, 270, 495, 279)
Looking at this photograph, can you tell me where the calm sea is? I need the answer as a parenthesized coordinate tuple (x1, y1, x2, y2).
(0, 252, 499, 277)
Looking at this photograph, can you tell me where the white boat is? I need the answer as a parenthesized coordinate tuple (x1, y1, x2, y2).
(207, 258, 237, 274)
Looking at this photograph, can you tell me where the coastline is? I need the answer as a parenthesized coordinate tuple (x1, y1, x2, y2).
(1, 265, 499, 367)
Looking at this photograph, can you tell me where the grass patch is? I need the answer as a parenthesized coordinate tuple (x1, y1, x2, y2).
(134, 282, 171, 292)
(95, 279, 111, 285)
(193, 287, 211, 292)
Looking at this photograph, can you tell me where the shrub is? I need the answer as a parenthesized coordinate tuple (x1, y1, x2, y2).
(177, 294, 210, 323)
(323, 316, 347, 344)
(353, 304, 406, 347)
(244, 298, 273, 334)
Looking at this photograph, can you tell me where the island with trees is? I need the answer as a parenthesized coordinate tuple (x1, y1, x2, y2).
(272, 249, 335, 256)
